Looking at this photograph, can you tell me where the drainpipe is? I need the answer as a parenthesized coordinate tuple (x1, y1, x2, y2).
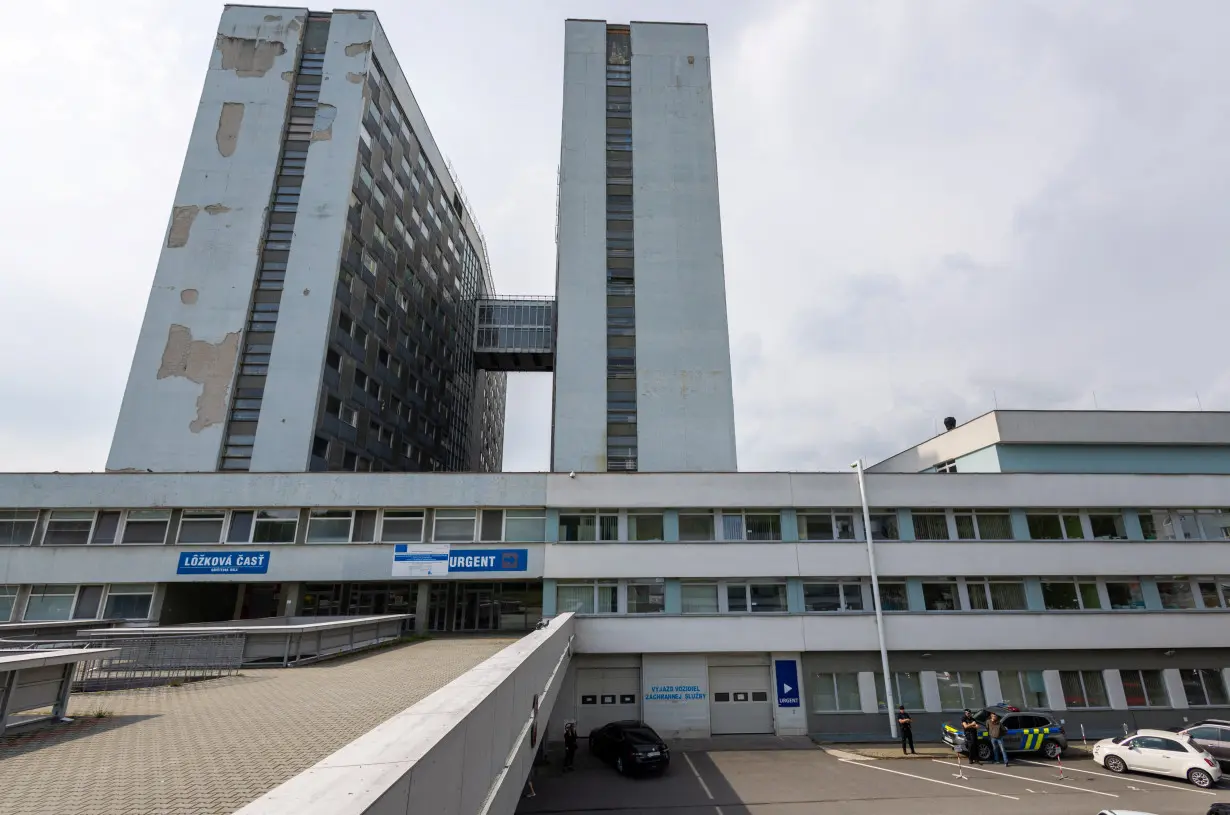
(853, 458, 897, 739)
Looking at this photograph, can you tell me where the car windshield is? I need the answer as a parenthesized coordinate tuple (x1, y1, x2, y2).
(1111, 735, 1133, 744)
(622, 728, 660, 745)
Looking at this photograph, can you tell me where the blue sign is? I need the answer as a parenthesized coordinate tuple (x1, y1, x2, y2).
(177, 551, 270, 575)
(775, 659, 800, 707)
(448, 549, 528, 573)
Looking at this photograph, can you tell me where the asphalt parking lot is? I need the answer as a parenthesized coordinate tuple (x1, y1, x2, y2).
(516, 745, 1230, 815)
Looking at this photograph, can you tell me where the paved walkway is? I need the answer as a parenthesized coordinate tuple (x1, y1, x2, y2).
(0, 636, 517, 815)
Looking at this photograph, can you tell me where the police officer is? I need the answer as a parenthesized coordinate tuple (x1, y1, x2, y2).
(961, 709, 981, 764)
(563, 722, 578, 772)
(897, 705, 916, 754)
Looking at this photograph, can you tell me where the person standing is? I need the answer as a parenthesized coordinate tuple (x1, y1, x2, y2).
(961, 709, 982, 764)
(986, 712, 1009, 766)
(563, 722, 578, 772)
(897, 705, 916, 754)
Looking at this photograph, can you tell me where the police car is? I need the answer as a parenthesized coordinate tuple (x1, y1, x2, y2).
(941, 704, 1068, 761)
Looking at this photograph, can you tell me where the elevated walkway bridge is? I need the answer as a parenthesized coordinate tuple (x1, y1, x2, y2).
(473, 296, 555, 372)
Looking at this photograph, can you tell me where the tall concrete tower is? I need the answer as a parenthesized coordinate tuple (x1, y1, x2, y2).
(551, 20, 738, 473)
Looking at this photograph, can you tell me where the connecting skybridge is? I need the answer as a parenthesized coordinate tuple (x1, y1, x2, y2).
(473, 296, 555, 372)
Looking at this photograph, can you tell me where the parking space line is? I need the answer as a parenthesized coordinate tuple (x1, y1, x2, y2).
(838, 758, 1020, 800)
(683, 752, 715, 799)
(1016, 759, 1218, 795)
(931, 760, 1117, 798)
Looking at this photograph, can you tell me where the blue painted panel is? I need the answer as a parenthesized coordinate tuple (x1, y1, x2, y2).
(995, 444, 1230, 474)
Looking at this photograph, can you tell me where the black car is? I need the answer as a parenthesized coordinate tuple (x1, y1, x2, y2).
(588, 720, 670, 775)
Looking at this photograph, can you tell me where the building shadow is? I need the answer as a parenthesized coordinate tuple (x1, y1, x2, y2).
(0, 714, 160, 759)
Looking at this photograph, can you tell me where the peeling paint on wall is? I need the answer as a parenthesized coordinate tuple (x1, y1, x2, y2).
(311, 104, 337, 142)
(282, 70, 295, 82)
(346, 71, 366, 84)
(157, 325, 241, 433)
(216, 35, 287, 78)
(204, 203, 231, 215)
(288, 17, 302, 31)
(166, 206, 200, 248)
(344, 41, 372, 57)
(180, 289, 199, 305)
(216, 102, 244, 156)
(264, 14, 282, 21)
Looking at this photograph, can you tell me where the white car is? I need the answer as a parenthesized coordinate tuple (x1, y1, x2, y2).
(1093, 728, 1223, 788)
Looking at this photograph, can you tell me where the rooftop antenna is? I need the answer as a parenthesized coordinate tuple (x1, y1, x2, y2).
(992, 390, 999, 409)
(1092, 391, 1099, 409)
(1196, 392, 1204, 411)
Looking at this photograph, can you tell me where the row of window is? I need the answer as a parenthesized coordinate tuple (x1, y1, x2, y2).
(555, 576, 1230, 614)
(0, 583, 155, 623)
(809, 668, 1230, 713)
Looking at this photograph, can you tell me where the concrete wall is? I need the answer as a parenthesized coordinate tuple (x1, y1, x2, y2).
(631, 23, 737, 473)
(995, 444, 1230, 474)
(250, 12, 373, 472)
(235, 613, 575, 815)
(869, 413, 1002, 473)
(108, 8, 307, 472)
(551, 20, 609, 473)
(954, 445, 1001, 472)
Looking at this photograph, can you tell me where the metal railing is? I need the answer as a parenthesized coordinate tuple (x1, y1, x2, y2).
(0, 634, 245, 691)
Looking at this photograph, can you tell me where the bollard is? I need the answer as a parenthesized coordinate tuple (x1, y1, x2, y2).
(951, 743, 968, 780)
(1080, 723, 1088, 749)
(1054, 750, 1069, 780)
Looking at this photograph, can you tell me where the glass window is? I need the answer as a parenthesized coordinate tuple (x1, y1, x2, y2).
(628, 514, 663, 542)
(433, 509, 475, 542)
(627, 583, 665, 614)
(749, 584, 787, 613)
(998, 670, 1047, 709)
(119, 510, 171, 544)
(681, 583, 718, 614)
(874, 672, 925, 710)
(726, 584, 748, 613)
(504, 509, 546, 542)
(966, 578, 1027, 611)
(558, 511, 618, 542)
(912, 511, 949, 540)
(1120, 669, 1168, 707)
(1197, 579, 1230, 609)
(1060, 670, 1109, 708)
(252, 510, 298, 543)
(811, 673, 863, 712)
(0, 584, 17, 621)
(1042, 578, 1101, 610)
(798, 511, 856, 541)
(1182, 668, 1230, 706)
(24, 584, 78, 621)
(1106, 581, 1145, 609)
(42, 511, 94, 545)
(556, 583, 617, 615)
(306, 510, 354, 543)
(922, 579, 958, 611)
(868, 513, 899, 541)
(103, 584, 155, 620)
(937, 671, 985, 710)
(803, 582, 863, 612)
(381, 510, 424, 542)
(745, 513, 781, 541)
(875, 582, 909, 611)
(1027, 511, 1084, 540)
(1088, 513, 1127, 540)
(954, 509, 1014, 540)
(73, 585, 103, 620)
(0, 510, 39, 546)
(1158, 579, 1197, 609)
(178, 510, 227, 544)
(679, 512, 714, 541)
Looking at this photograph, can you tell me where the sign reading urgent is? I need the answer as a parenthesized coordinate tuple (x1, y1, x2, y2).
(774, 659, 801, 708)
(177, 551, 270, 575)
(392, 545, 528, 577)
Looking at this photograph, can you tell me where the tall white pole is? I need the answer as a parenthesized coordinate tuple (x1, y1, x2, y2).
(854, 458, 897, 739)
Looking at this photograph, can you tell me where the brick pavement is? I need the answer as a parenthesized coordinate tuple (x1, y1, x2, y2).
(0, 636, 517, 815)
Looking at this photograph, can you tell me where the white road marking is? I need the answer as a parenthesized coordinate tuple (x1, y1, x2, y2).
(1016, 758, 1218, 796)
(837, 758, 1020, 800)
(932, 760, 1117, 798)
(821, 748, 875, 761)
(683, 752, 715, 800)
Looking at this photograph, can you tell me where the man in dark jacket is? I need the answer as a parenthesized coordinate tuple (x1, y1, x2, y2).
(961, 709, 981, 764)
(986, 712, 1009, 766)
(897, 705, 916, 754)
(563, 722, 578, 772)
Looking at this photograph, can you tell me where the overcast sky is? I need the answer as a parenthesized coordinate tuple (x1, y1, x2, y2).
(2, 1, 1228, 473)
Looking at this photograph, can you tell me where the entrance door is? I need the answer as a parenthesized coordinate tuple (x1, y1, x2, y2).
(454, 586, 497, 631)
(577, 667, 641, 737)
(709, 666, 773, 735)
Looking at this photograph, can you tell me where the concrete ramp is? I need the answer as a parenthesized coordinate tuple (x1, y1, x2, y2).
(235, 613, 575, 815)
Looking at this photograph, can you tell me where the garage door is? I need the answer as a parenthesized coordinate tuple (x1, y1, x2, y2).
(577, 667, 641, 737)
(709, 665, 773, 735)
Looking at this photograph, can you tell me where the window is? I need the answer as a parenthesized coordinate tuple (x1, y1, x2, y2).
(803, 581, 864, 612)
(338, 402, 358, 427)
(307, 510, 353, 543)
(103, 584, 155, 620)
(24, 584, 79, 620)
(502, 509, 547, 542)
(120, 510, 171, 544)
(380, 510, 424, 542)
(681, 582, 718, 614)
(798, 511, 856, 541)
(998, 670, 1047, 708)
(433, 509, 475, 542)
(1120, 669, 1168, 707)
(811, 673, 862, 712)
(874, 581, 909, 611)
(0, 510, 38, 546)
(678, 512, 714, 541)
(937, 671, 985, 710)
(1088, 513, 1127, 540)
(1181, 668, 1230, 707)
(1197, 579, 1230, 609)
(358, 165, 373, 189)
(1106, 580, 1146, 609)
(868, 513, 899, 541)
(1158, 578, 1197, 609)
(725, 583, 787, 613)
(251, 510, 298, 544)
(556, 582, 617, 615)
(966, 578, 1028, 610)
(0, 585, 17, 621)
(954, 509, 1014, 540)
(42, 511, 94, 545)
(178, 510, 227, 544)
(1042, 578, 1101, 610)
(874, 672, 925, 710)
(1060, 670, 1109, 708)
(558, 510, 618, 542)
(911, 511, 950, 540)
(628, 513, 663, 542)
(922, 579, 959, 610)
(627, 582, 665, 614)
(1026, 511, 1084, 540)
(721, 511, 781, 541)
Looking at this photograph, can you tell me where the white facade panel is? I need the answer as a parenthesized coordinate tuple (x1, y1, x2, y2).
(630, 23, 736, 473)
(552, 20, 610, 473)
(251, 12, 375, 471)
(709, 665, 772, 734)
(108, 8, 307, 472)
(576, 666, 640, 736)
(642, 654, 710, 738)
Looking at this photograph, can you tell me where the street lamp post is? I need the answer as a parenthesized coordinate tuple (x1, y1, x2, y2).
(853, 458, 897, 739)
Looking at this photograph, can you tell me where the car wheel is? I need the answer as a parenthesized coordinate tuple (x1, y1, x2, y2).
(616, 756, 625, 775)
(1042, 740, 1063, 759)
(1104, 755, 1126, 774)
(977, 743, 992, 762)
(1188, 768, 1213, 788)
